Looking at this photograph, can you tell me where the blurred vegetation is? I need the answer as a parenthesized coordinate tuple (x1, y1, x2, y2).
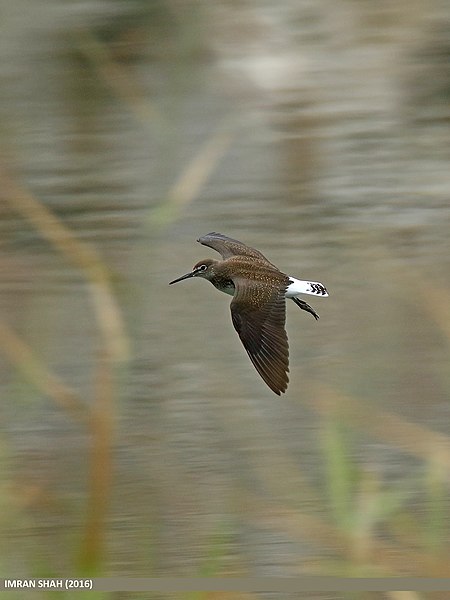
(1, 167, 448, 591)
(0, 1, 449, 598)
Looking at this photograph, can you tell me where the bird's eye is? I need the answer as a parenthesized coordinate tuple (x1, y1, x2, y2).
(198, 264, 208, 272)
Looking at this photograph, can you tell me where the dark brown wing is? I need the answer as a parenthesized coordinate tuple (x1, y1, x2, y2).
(198, 232, 277, 266)
(230, 277, 289, 395)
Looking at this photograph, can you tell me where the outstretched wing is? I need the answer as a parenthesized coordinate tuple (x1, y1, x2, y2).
(230, 277, 289, 395)
(198, 232, 276, 266)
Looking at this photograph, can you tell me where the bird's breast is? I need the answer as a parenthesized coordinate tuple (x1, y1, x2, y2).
(211, 277, 235, 296)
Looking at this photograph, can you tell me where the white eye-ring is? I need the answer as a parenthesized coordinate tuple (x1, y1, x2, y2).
(198, 264, 208, 272)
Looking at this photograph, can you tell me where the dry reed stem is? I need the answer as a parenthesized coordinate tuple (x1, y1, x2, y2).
(149, 117, 236, 228)
(0, 167, 128, 362)
(0, 320, 88, 423)
(74, 29, 236, 229)
(244, 491, 449, 576)
(0, 166, 122, 571)
(309, 384, 450, 475)
(78, 353, 114, 572)
(220, 398, 449, 575)
(74, 29, 166, 128)
(416, 279, 450, 343)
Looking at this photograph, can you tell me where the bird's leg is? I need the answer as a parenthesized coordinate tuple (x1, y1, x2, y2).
(291, 297, 320, 320)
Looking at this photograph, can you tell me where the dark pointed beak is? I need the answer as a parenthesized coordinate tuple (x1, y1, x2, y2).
(169, 271, 195, 285)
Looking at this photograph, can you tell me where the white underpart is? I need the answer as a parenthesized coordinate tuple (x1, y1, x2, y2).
(286, 277, 328, 298)
(222, 286, 235, 296)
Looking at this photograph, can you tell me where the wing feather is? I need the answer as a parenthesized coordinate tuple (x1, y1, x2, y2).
(198, 232, 277, 267)
(230, 278, 289, 395)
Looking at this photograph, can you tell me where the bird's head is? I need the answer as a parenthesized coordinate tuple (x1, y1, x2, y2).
(169, 258, 217, 285)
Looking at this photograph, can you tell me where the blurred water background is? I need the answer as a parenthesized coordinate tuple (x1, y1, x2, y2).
(0, 0, 449, 598)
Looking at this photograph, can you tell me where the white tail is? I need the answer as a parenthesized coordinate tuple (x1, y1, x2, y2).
(286, 277, 328, 298)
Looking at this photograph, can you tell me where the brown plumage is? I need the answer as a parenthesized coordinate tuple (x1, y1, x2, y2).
(169, 233, 328, 395)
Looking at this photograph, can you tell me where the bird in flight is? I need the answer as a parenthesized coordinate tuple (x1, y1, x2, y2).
(169, 232, 328, 395)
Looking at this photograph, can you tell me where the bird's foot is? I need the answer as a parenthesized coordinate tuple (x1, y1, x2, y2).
(291, 297, 320, 320)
